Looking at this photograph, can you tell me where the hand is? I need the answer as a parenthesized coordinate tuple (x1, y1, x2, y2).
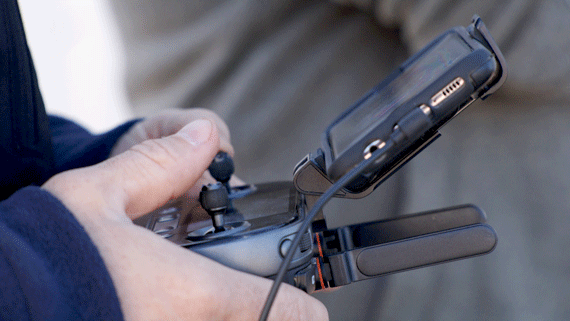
(111, 108, 243, 196)
(110, 108, 234, 157)
(43, 119, 328, 320)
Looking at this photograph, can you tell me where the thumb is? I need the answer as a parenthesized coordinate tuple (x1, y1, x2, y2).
(105, 118, 220, 217)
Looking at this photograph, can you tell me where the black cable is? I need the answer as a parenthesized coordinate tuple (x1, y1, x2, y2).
(258, 140, 395, 320)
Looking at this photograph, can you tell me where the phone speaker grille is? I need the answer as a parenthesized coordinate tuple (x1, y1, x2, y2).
(431, 77, 465, 106)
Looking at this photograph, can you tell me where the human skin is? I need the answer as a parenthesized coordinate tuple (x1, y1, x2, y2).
(43, 114, 328, 320)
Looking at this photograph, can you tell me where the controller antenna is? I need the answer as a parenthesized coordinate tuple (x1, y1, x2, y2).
(208, 152, 234, 194)
(199, 182, 229, 232)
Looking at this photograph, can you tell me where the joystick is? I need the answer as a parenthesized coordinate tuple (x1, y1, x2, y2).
(199, 182, 229, 232)
(208, 152, 234, 194)
(199, 152, 236, 232)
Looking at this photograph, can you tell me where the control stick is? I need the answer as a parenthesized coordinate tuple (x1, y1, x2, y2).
(208, 152, 234, 194)
(199, 152, 235, 232)
(199, 182, 229, 232)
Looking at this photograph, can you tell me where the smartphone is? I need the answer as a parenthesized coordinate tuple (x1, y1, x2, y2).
(322, 16, 506, 193)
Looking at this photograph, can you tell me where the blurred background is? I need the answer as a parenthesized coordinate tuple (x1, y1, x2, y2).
(18, 0, 570, 320)
(19, 0, 132, 133)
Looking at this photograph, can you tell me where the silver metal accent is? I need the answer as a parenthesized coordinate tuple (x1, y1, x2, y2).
(419, 104, 432, 116)
(212, 214, 225, 230)
(154, 226, 174, 234)
(160, 207, 178, 215)
(363, 139, 386, 160)
(157, 213, 178, 223)
(431, 77, 465, 106)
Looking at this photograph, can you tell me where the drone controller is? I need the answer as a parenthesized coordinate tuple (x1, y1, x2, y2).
(137, 152, 497, 293)
(135, 15, 506, 316)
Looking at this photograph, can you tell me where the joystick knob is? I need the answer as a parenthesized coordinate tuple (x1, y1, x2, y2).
(199, 182, 229, 232)
(208, 152, 234, 192)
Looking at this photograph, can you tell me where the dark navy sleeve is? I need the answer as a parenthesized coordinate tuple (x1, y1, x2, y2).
(49, 115, 140, 174)
(0, 186, 123, 320)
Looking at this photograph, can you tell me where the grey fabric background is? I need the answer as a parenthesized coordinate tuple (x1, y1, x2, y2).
(110, 0, 570, 319)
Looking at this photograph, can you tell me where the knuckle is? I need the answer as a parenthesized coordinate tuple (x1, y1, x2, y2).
(132, 138, 177, 162)
(127, 139, 182, 178)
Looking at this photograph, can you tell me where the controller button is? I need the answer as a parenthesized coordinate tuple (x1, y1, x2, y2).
(154, 226, 174, 234)
(159, 207, 179, 215)
(157, 213, 178, 223)
(280, 239, 293, 257)
(299, 233, 312, 252)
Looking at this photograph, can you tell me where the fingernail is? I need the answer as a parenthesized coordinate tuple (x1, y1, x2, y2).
(179, 119, 213, 146)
